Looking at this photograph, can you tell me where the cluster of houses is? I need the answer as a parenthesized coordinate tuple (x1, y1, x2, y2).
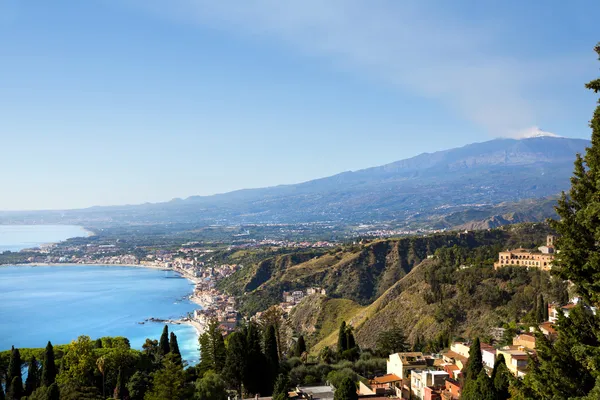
(352, 295, 590, 400)
(280, 288, 327, 313)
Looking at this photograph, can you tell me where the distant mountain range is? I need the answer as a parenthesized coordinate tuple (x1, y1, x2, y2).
(0, 136, 589, 228)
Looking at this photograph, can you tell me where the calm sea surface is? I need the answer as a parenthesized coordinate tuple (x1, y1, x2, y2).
(0, 226, 200, 364)
(0, 225, 90, 252)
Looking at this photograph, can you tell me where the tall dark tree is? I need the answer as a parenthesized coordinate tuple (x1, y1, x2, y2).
(7, 347, 22, 397)
(169, 332, 182, 365)
(41, 341, 57, 387)
(346, 327, 356, 351)
(295, 335, 307, 358)
(94, 338, 103, 349)
(25, 356, 40, 395)
(337, 321, 347, 354)
(199, 318, 227, 374)
(462, 370, 495, 400)
(536, 294, 545, 323)
(491, 354, 510, 400)
(333, 376, 357, 400)
(223, 331, 247, 397)
(126, 371, 150, 400)
(464, 338, 483, 381)
(0, 383, 4, 400)
(113, 367, 128, 400)
(7, 376, 23, 400)
(243, 323, 269, 396)
(264, 325, 279, 393)
(47, 383, 60, 400)
(159, 325, 170, 356)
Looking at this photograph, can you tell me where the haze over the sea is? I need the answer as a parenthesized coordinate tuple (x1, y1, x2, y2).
(0, 224, 89, 252)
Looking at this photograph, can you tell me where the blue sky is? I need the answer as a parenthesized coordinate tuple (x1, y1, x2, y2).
(0, 0, 598, 210)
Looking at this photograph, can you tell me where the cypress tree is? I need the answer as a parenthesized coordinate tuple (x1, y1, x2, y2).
(0, 384, 4, 400)
(158, 325, 170, 356)
(169, 332, 182, 364)
(333, 376, 357, 400)
(7, 347, 22, 397)
(25, 356, 40, 395)
(113, 367, 127, 400)
(337, 321, 347, 354)
(295, 335, 306, 357)
(41, 341, 57, 387)
(462, 370, 495, 400)
(47, 382, 60, 400)
(464, 338, 483, 381)
(491, 355, 510, 400)
(223, 331, 246, 397)
(243, 323, 269, 395)
(346, 328, 356, 350)
(199, 317, 227, 373)
(272, 373, 290, 400)
(7, 376, 23, 400)
(543, 299, 549, 321)
(94, 338, 103, 348)
(264, 325, 280, 393)
(537, 295, 545, 323)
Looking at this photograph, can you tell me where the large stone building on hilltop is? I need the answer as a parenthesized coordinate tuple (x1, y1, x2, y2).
(493, 235, 555, 271)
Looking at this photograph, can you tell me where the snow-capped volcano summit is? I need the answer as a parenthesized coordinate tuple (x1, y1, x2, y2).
(517, 126, 561, 139)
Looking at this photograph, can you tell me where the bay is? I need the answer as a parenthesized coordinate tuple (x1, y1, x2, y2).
(0, 224, 90, 252)
(0, 265, 200, 364)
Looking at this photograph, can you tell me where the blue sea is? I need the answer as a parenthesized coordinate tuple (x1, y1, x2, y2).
(0, 225, 90, 252)
(0, 225, 200, 364)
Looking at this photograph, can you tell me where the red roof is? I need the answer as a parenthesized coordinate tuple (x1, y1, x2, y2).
(372, 374, 401, 384)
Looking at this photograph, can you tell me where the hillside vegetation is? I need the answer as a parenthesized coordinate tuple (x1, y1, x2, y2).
(218, 223, 554, 316)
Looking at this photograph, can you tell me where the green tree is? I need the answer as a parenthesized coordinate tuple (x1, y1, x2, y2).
(7, 347, 22, 399)
(198, 318, 226, 374)
(244, 322, 269, 395)
(94, 339, 103, 349)
(169, 332, 182, 365)
(113, 367, 128, 400)
(295, 335, 306, 358)
(337, 321, 348, 354)
(144, 355, 187, 400)
(333, 376, 357, 400)
(462, 370, 495, 400)
(264, 325, 280, 393)
(7, 376, 23, 400)
(346, 327, 356, 351)
(223, 331, 246, 396)
(536, 294, 545, 323)
(41, 341, 57, 387)
(194, 371, 227, 400)
(376, 326, 409, 356)
(491, 354, 510, 400)
(25, 356, 41, 396)
(464, 338, 483, 381)
(159, 325, 170, 356)
(127, 371, 151, 400)
(57, 336, 97, 388)
(47, 383, 60, 400)
(272, 374, 290, 400)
